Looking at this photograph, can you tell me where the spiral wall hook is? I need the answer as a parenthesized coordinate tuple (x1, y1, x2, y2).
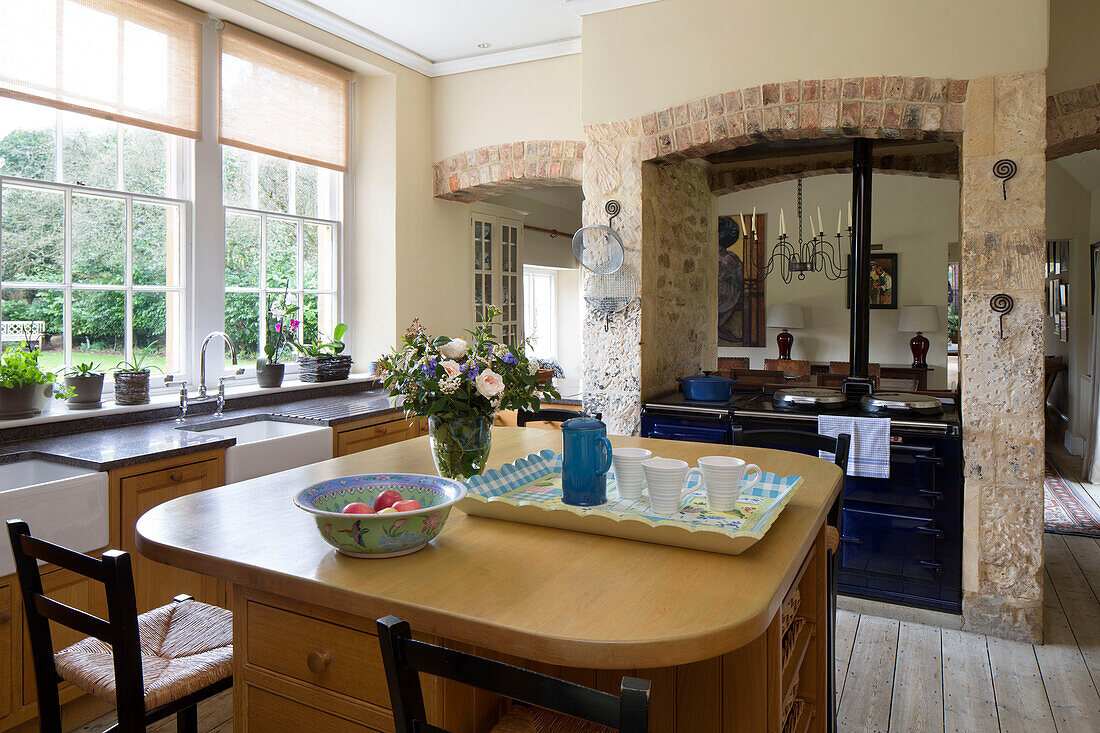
(990, 293, 1014, 338)
(605, 199, 621, 228)
(993, 159, 1017, 200)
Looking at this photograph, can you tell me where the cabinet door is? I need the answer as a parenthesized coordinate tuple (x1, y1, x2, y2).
(472, 215, 494, 326)
(119, 460, 222, 612)
(498, 218, 523, 346)
(0, 583, 11, 718)
(20, 568, 108, 707)
(336, 418, 417, 456)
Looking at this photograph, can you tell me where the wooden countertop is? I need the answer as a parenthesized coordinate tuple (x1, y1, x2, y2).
(135, 427, 842, 669)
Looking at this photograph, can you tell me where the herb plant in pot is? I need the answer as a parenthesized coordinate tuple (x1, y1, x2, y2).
(290, 322, 351, 382)
(0, 348, 70, 419)
(64, 362, 105, 410)
(113, 347, 162, 406)
(377, 307, 559, 479)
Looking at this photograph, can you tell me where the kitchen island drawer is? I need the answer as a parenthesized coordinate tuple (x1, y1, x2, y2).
(245, 601, 390, 706)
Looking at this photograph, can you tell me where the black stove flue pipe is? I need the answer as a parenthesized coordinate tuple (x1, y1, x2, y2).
(848, 138, 873, 382)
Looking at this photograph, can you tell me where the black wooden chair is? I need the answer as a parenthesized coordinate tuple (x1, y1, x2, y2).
(516, 409, 602, 427)
(376, 615, 650, 733)
(730, 428, 849, 733)
(6, 520, 233, 733)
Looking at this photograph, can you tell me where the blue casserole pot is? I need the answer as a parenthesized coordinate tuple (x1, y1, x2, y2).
(677, 374, 735, 401)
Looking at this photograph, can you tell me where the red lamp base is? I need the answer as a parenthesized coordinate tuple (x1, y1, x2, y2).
(777, 329, 794, 360)
(909, 331, 930, 368)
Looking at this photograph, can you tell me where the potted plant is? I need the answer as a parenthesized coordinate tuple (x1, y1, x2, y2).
(113, 346, 162, 406)
(289, 322, 351, 382)
(64, 361, 105, 409)
(0, 348, 70, 419)
(257, 291, 297, 388)
(377, 307, 559, 479)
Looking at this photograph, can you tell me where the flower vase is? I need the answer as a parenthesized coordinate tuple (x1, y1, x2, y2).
(427, 415, 492, 480)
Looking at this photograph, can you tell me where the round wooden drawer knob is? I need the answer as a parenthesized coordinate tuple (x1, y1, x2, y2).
(169, 470, 184, 483)
(306, 650, 331, 674)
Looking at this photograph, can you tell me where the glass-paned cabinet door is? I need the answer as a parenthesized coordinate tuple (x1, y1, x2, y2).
(470, 210, 523, 345)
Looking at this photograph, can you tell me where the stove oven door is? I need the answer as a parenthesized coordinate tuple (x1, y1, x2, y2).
(839, 507, 954, 610)
(844, 443, 947, 513)
(640, 415, 732, 444)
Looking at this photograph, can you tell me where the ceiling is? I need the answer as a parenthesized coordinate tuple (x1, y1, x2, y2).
(1057, 149, 1100, 193)
(256, 0, 663, 76)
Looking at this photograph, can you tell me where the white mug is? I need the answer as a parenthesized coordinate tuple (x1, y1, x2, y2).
(641, 457, 701, 514)
(694, 455, 763, 511)
(612, 447, 652, 500)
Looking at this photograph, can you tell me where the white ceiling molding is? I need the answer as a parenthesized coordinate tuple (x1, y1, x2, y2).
(562, 0, 664, 16)
(256, 0, 582, 76)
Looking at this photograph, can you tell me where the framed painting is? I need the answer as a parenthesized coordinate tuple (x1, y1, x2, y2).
(717, 214, 765, 347)
(869, 253, 898, 310)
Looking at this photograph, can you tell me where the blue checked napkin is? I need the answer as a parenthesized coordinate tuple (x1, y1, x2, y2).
(817, 415, 890, 479)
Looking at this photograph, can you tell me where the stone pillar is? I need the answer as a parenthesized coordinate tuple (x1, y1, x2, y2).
(959, 71, 1046, 643)
(581, 121, 645, 435)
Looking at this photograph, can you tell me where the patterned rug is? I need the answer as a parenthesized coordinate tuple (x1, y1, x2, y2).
(1045, 457, 1100, 537)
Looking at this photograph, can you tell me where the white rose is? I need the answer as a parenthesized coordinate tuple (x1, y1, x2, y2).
(439, 338, 467, 360)
(475, 369, 505, 398)
(440, 359, 462, 378)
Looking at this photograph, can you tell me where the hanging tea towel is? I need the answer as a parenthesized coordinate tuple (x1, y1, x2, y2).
(817, 415, 891, 478)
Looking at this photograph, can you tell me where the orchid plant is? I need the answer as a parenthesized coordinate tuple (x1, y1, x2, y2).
(377, 307, 558, 420)
(265, 284, 299, 366)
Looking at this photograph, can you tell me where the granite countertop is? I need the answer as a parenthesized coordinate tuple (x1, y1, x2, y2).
(0, 387, 404, 471)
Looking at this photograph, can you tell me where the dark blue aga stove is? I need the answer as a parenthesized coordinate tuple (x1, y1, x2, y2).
(641, 389, 964, 614)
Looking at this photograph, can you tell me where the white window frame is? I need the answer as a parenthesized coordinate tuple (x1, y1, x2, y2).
(523, 265, 558, 360)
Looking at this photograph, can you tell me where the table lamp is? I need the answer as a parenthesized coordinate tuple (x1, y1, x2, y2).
(898, 305, 940, 368)
(766, 304, 805, 360)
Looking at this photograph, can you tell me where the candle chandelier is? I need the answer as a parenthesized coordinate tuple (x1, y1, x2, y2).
(742, 178, 852, 284)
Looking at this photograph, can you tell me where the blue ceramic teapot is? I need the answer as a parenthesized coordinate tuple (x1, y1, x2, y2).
(561, 416, 613, 506)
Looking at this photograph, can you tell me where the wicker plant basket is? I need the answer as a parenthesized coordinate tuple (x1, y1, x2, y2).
(113, 370, 150, 405)
(298, 355, 352, 383)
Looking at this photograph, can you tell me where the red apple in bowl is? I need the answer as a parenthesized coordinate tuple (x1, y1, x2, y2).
(341, 502, 375, 514)
(372, 490, 403, 512)
(392, 499, 422, 512)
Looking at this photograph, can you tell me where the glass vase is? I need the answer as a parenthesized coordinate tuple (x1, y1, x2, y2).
(427, 415, 492, 480)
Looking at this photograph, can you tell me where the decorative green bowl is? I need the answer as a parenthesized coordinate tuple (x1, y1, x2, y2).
(294, 473, 467, 558)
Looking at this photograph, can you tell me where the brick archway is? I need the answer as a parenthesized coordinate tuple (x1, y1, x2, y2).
(582, 72, 1047, 644)
(1047, 81, 1100, 158)
(432, 139, 584, 202)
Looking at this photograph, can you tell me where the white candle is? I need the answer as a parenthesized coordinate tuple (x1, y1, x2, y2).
(817, 206, 823, 233)
(752, 206, 757, 233)
(837, 209, 843, 235)
(847, 201, 852, 227)
(779, 208, 785, 236)
(739, 213, 747, 236)
(807, 216, 815, 238)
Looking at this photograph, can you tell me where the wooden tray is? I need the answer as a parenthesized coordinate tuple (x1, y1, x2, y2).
(459, 450, 802, 556)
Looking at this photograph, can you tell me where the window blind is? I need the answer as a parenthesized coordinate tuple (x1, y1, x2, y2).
(0, 0, 204, 138)
(218, 23, 353, 172)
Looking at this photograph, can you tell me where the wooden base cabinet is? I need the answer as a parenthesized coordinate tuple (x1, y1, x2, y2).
(230, 529, 829, 733)
(0, 583, 12, 720)
(334, 415, 426, 457)
(111, 451, 226, 613)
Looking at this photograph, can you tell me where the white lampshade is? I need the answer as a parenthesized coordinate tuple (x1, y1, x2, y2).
(766, 304, 805, 329)
(898, 305, 941, 333)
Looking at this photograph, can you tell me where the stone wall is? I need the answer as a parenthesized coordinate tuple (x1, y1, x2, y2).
(1047, 80, 1100, 159)
(959, 72, 1047, 642)
(581, 73, 1047, 643)
(433, 140, 584, 202)
(640, 161, 717, 399)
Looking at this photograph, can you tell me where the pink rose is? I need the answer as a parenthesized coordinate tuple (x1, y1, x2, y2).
(440, 359, 462, 378)
(475, 369, 504, 398)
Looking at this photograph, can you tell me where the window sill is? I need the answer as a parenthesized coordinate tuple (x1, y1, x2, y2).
(1, 373, 380, 430)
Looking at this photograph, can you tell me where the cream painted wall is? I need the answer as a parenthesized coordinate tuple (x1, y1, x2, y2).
(1048, 0, 1100, 95)
(1044, 164, 1092, 444)
(580, 0, 1049, 123)
(716, 174, 958, 389)
(430, 55, 585, 161)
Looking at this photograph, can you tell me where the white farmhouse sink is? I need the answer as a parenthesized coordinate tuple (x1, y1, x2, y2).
(182, 419, 332, 484)
(0, 459, 108, 576)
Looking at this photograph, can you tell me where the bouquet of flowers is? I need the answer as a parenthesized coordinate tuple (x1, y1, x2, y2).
(377, 307, 558, 419)
(377, 308, 558, 478)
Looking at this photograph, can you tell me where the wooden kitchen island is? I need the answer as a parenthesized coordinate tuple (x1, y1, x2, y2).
(135, 427, 842, 733)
